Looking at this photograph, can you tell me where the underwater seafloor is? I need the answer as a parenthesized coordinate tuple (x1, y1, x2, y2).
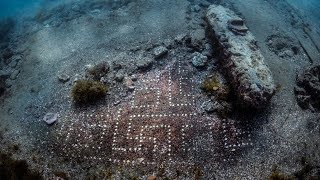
(0, 0, 320, 179)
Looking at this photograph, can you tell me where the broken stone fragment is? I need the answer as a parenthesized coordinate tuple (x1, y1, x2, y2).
(10, 69, 20, 80)
(206, 5, 275, 109)
(202, 100, 215, 113)
(43, 112, 58, 125)
(191, 52, 207, 67)
(136, 57, 153, 71)
(115, 70, 125, 82)
(124, 76, 135, 91)
(153, 46, 168, 59)
(58, 73, 70, 83)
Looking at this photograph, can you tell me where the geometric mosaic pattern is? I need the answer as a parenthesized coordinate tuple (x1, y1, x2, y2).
(53, 57, 253, 167)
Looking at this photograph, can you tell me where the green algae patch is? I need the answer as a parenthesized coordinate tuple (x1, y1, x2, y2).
(201, 73, 230, 101)
(71, 80, 108, 105)
(268, 168, 294, 180)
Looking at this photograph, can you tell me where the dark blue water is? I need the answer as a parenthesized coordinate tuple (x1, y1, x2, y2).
(287, 0, 320, 26)
(0, 0, 44, 18)
(0, 0, 65, 19)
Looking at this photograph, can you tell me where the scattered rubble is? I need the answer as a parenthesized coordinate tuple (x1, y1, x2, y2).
(206, 5, 275, 109)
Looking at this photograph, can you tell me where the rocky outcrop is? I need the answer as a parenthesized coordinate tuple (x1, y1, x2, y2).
(206, 5, 275, 109)
(295, 65, 320, 111)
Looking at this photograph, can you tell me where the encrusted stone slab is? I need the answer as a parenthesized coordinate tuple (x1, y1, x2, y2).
(206, 5, 275, 109)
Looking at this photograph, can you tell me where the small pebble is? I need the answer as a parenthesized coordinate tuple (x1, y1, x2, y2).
(43, 113, 58, 125)
(58, 73, 70, 83)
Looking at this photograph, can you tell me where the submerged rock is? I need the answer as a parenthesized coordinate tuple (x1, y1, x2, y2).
(153, 46, 168, 59)
(136, 57, 153, 71)
(206, 5, 275, 109)
(115, 70, 125, 82)
(58, 73, 70, 83)
(295, 65, 320, 111)
(43, 113, 58, 125)
(10, 69, 20, 80)
(86, 62, 110, 80)
(191, 52, 207, 67)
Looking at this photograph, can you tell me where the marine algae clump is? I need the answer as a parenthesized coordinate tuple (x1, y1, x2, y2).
(202, 76, 221, 93)
(201, 73, 230, 100)
(269, 169, 294, 180)
(71, 80, 108, 105)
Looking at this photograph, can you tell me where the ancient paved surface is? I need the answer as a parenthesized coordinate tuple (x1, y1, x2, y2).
(53, 58, 253, 168)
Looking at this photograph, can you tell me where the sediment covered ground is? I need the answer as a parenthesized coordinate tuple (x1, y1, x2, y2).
(0, 0, 319, 179)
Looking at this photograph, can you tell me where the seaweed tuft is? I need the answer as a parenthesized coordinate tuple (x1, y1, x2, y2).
(269, 169, 294, 180)
(71, 80, 108, 105)
(201, 73, 230, 100)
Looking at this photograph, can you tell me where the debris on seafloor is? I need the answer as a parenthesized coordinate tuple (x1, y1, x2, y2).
(206, 5, 276, 109)
(295, 65, 320, 111)
(43, 112, 58, 125)
(86, 62, 110, 81)
(191, 52, 208, 68)
(153, 46, 168, 59)
(57, 73, 70, 83)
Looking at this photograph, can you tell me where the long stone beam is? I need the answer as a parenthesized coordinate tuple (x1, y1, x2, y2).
(206, 5, 275, 109)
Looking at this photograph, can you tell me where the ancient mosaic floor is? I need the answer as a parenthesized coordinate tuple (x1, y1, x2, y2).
(53, 57, 253, 168)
